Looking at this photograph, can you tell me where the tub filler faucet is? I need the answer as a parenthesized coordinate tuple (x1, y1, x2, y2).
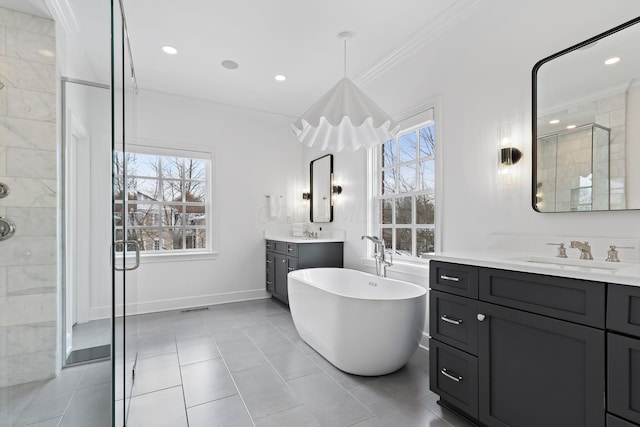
(361, 235, 393, 277)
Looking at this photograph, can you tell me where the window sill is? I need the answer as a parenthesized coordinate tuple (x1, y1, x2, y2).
(115, 251, 219, 264)
(361, 257, 430, 279)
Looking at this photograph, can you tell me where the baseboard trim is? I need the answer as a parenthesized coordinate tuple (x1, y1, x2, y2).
(113, 289, 270, 317)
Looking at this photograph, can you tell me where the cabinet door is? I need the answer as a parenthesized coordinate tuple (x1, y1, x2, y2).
(274, 254, 289, 303)
(478, 302, 605, 427)
(608, 333, 640, 424)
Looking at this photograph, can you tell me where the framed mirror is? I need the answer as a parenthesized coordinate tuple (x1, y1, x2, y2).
(310, 154, 334, 222)
(532, 16, 640, 212)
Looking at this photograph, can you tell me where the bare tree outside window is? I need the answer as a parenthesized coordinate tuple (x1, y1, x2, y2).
(377, 123, 435, 258)
(114, 150, 209, 253)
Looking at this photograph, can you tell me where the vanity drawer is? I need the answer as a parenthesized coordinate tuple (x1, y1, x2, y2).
(274, 241, 289, 255)
(607, 284, 640, 337)
(286, 243, 298, 257)
(479, 268, 605, 328)
(429, 261, 479, 298)
(430, 290, 478, 355)
(266, 240, 275, 251)
(429, 339, 478, 419)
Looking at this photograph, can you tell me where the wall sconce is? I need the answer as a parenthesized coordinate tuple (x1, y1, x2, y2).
(498, 123, 522, 187)
(332, 185, 342, 195)
(302, 192, 311, 200)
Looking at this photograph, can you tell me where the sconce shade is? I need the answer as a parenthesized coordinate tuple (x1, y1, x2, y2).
(500, 147, 522, 165)
(291, 78, 399, 152)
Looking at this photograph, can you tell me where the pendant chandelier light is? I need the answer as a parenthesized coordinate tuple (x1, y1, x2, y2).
(291, 31, 399, 152)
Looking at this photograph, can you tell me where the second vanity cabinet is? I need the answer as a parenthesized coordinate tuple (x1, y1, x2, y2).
(430, 261, 609, 427)
(607, 284, 640, 426)
(265, 239, 343, 304)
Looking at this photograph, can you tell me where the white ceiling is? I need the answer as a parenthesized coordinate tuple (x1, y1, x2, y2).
(2, 0, 481, 118)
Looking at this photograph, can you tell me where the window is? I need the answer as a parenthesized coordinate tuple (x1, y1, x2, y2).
(374, 117, 436, 260)
(114, 146, 212, 254)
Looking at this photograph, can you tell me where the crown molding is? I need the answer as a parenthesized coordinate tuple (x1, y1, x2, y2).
(355, 0, 486, 87)
(44, 0, 80, 36)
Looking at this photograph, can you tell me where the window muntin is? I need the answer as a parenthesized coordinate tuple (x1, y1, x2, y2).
(114, 149, 211, 254)
(377, 123, 435, 259)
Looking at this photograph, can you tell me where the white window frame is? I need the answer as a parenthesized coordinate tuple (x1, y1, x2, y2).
(114, 139, 217, 261)
(366, 101, 443, 265)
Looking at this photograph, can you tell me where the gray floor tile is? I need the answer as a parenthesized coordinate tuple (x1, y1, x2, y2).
(254, 405, 321, 427)
(125, 386, 188, 427)
(187, 395, 253, 427)
(263, 342, 321, 380)
(378, 363, 431, 400)
(181, 358, 237, 408)
(58, 382, 110, 427)
(288, 371, 373, 426)
(243, 324, 291, 351)
(419, 394, 476, 427)
(78, 361, 111, 389)
(232, 364, 301, 420)
(136, 331, 177, 358)
(15, 390, 74, 426)
(21, 417, 62, 427)
(177, 335, 220, 366)
(131, 353, 182, 396)
(307, 352, 378, 391)
(217, 337, 268, 373)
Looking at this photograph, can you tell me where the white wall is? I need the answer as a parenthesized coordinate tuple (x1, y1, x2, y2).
(119, 90, 304, 314)
(322, 0, 640, 261)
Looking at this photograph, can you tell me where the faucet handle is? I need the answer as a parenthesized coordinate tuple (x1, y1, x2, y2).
(546, 242, 567, 258)
(606, 245, 635, 262)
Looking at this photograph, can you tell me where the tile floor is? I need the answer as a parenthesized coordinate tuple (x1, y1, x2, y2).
(2, 298, 474, 427)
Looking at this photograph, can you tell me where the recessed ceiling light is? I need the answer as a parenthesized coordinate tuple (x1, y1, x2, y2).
(566, 124, 577, 129)
(162, 45, 178, 55)
(275, 75, 287, 82)
(604, 56, 621, 65)
(549, 119, 560, 124)
(221, 60, 239, 70)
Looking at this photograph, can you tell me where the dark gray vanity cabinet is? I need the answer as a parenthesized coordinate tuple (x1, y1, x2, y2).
(429, 261, 607, 427)
(607, 284, 640, 426)
(265, 239, 343, 304)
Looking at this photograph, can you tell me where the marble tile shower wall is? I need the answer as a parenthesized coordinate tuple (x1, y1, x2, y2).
(537, 91, 626, 212)
(0, 7, 57, 387)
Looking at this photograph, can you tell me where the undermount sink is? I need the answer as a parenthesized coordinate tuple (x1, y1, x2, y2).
(510, 256, 637, 273)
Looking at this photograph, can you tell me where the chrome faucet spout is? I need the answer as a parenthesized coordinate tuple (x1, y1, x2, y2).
(361, 235, 392, 277)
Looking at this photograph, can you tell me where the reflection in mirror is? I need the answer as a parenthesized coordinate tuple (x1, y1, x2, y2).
(310, 154, 333, 222)
(533, 16, 640, 212)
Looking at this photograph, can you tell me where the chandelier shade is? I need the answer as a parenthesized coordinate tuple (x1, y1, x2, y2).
(291, 32, 399, 152)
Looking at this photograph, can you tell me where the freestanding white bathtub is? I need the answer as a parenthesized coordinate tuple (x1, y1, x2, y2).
(288, 268, 426, 376)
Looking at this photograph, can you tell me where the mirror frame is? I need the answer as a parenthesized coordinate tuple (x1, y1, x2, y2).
(309, 154, 334, 222)
(531, 16, 640, 212)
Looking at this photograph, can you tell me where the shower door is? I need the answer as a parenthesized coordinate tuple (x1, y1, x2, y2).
(113, 0, 141, 424)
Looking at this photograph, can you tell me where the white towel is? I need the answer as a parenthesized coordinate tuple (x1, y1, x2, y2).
(268, 195, 281, 218)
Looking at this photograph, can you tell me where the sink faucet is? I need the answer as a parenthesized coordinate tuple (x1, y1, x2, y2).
(362, 235, 393, 277)
(570, 241, 593, 260)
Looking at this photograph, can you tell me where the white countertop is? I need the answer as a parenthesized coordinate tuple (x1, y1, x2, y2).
(428, 250, 640, 287)
(264, 231, 345, 244)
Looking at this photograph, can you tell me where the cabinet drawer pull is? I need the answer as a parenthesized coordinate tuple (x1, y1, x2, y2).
(440, 274, 460, 282)
(282, 259, 287, 263)
(288, 267, 295, 272)
(440, 367, 463, 382)
(266, 281, 273, 285)
(287, 247, 294, 252)
(266, 260, 272, 264)
(440, 315, 463, 325)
